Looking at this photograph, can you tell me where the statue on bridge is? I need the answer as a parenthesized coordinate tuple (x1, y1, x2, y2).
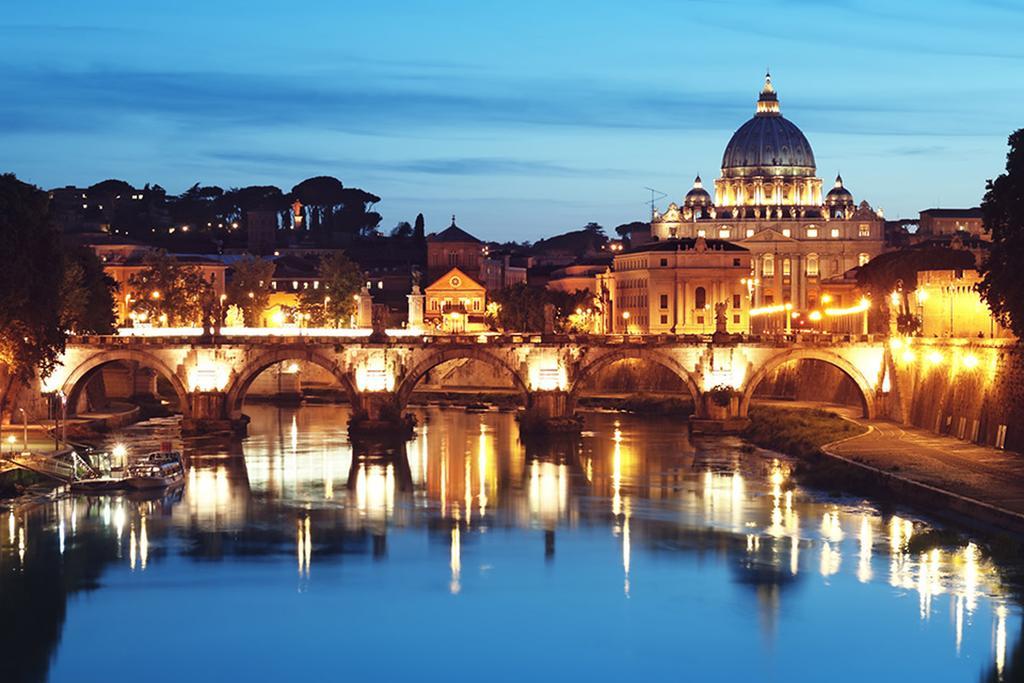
(714, 302, 727, 334)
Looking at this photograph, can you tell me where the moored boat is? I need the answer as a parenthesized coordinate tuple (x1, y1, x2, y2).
(126, 451, 185, 490)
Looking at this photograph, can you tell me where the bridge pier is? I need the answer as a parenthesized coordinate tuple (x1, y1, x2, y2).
(181, 391, 246, 435)
(349, 391, 415, 437)
(689, 388, 750, 435)
(520, 390, 581, 434)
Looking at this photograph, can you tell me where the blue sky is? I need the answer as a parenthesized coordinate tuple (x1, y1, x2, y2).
(2, 0, 1022, 240)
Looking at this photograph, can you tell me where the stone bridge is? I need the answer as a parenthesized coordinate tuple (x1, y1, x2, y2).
(40, 333, 892, 434)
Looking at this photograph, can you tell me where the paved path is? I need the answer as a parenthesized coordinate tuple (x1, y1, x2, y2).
(755, 400, 1024, 517)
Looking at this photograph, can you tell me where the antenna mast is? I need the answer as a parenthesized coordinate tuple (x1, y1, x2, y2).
(643, 187, 667, 221)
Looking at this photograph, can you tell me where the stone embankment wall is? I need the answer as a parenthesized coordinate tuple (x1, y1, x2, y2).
(889, 340, 1022, 453)
(752, 359, 863, 408)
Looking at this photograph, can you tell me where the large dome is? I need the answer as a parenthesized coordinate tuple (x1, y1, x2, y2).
(720, 74, 816, 178)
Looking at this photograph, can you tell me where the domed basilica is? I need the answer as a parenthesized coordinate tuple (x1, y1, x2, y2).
(649, 74, 885, 313)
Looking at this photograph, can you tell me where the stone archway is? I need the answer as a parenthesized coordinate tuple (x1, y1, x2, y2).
(225, 347, 361, 419)
(567, 347, 701, 412)
(60, 349, 192, 417)
(739, 348, 877, 418)
(394, 347, 530, 409)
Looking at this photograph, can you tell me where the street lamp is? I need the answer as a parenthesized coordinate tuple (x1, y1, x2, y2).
(18, 408, 27, 453)
(622, 310, 631, 334)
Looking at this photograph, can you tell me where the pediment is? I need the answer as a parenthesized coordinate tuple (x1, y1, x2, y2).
(738, 228, 796, 243)
(425, 267, 484, 292)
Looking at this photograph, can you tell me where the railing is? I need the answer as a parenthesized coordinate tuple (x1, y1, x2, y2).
(4, 450, 97, 483)
(67, 331, 889, 347)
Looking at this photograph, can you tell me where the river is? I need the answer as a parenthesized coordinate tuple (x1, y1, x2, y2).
(1, 404, 1020, 682)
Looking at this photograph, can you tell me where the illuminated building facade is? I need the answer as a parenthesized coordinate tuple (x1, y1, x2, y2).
(650, 74, 885, 312)
(917, 208, 987, 241)
(597, 237, 751, 334)
(915, 269, 1012, 339)
(425, 267, 488, 333)
(90, 242, 228, 325)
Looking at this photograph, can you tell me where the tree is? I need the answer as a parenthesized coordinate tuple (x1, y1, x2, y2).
(0, 174, 64, 415)
(126, 251, 214, 326)
(298, 251, 364, 326)
(60, 246, 117, 334)
(291, 177, 382, 242)
(614, 221, 648, 242)
(488, 283, 590, 332)
(978, 128, 1024, 337)
(226, 254, 276, 326)
(390, 221, 413, 238)
(413, 213, 426, 244)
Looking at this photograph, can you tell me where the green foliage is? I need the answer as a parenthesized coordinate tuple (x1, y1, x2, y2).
(489, 283, 590, 332)
(60, 246, 117, 334)
(126, 250, 215, 326)
(413, 213, 426, 244)
(978, 128, 1024, 337)
(743, 406, 866, 459)
(0, 174, 65, 400)
(227, 254, 275, 326)
(708, 384, 735, 407)
(298, 251, 364, 326)
(291, 176, 382, 240)
(528, 223, 608, 259)
(614, 221, 648, 239)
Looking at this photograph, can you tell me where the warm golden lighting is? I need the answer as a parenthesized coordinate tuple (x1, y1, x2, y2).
(825, 298, 870, 316)
(902, 349, 916, 363)
(962, 353, 979, 370)
(450, 524, 461, 595)
(808, 310, 822, 322)
(926, 350, 943, 365)
(749, 304, 787, 317)
(188, 362, 231, 392)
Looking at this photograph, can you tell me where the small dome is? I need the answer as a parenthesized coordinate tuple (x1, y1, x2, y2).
(825, 174, 853, 204)
(684, 175, 712, 206)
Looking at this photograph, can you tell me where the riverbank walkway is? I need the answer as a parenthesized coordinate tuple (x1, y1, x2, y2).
(753, 400, 1024, 518)
(822, 410, 1024, 518)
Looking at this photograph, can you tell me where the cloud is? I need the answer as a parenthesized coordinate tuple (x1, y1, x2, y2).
(206, 150, 624, 177)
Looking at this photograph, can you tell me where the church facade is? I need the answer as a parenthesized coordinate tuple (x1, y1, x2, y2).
(647, 74, 885, 313)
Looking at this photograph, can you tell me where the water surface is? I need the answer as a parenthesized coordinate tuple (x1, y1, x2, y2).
(1, 405, 1019, 682)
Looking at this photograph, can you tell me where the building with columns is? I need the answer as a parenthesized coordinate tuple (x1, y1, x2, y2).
(597, 237, 751, 334)
(649, 74, 885, 313)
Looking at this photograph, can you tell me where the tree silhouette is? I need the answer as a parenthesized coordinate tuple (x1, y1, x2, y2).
(226, 254, 276, 326)
(978, 128, 1024, 337)
(0, 174, 64, 418)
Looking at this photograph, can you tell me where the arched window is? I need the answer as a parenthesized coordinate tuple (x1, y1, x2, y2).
(858, 253, 870, 267)
(807, 253, 819, 276)
(762, 254, 775, 277)
(719, 227, 731, 239)
(694, 286, 707, 310)
(782, 258, 791, 276)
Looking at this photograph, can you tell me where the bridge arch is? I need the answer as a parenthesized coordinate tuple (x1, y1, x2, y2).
(225, 348, 361, 418)
(567, 347, 701, 411)
(60, 349, 192, 417)
(395, 347, 530, 408)
(739, 348, 877, 418)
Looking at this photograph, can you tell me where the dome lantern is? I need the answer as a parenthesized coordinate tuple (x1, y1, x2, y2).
(756, 71, 780, 116)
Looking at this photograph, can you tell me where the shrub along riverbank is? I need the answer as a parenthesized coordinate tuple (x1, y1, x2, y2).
(743, 405, 866, 459)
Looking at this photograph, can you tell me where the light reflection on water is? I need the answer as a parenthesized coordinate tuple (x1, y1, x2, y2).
(1, 404, 1021, 682)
